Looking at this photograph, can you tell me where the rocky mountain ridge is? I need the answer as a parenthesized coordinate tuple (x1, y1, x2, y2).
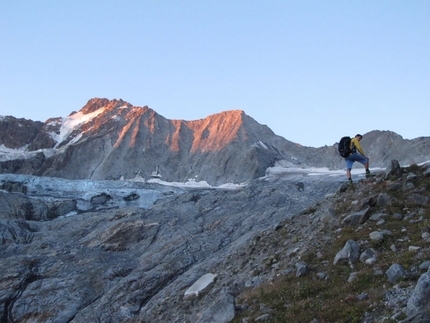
(2, 98, 430, 185)
(1, 98, 298, 185)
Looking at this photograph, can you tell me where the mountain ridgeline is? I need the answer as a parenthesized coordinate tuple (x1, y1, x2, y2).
(1, 98, 430, 184)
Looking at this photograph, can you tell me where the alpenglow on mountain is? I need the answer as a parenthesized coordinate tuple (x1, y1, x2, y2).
(1, 98, 430, 184)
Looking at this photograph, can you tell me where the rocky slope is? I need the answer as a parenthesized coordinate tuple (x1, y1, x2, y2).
(0, 165, 342, 323)
(229, 161, 430, 323)
(1, 98, 430, 186)
(1, 161, 429, 322)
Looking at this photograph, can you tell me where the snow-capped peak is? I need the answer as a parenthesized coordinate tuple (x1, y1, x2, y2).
(52, 108, 105, 147)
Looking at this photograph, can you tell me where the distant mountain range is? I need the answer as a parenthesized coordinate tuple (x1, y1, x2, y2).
(1, 98, 429, 185)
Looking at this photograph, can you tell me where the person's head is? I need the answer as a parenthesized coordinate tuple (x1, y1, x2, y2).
(355, 134, 363, 141)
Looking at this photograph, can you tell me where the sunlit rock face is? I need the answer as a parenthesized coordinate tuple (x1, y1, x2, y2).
(0, 98, 301, 185)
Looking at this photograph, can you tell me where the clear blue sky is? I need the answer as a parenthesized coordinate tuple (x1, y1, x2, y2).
(1, 1, 429, 147)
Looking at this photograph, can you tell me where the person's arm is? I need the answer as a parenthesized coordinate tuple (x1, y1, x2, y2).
(353, 138, 365, 155)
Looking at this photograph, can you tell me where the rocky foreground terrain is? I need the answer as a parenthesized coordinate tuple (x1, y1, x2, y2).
(0, 160, 429, 322)
(229, 161, 430, 323)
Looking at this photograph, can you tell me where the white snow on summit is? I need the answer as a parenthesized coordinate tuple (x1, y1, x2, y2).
(46, 119, 62, 127)
(52, 108, 105, 147)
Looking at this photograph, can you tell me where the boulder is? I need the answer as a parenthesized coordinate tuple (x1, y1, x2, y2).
(376, 193, 391, 206)
(196, 292, 235, 323)
(342, 208, 371, 226)
(360, 248, 377, 264)
(333, 240, 360, 267)
(406, 270, 430, 316)
(295, 262, 309, 277)
(369, 231, 384, 242)
(386, 264, 406, 284)
(385, 160, 403, 179)
(418, 261, 430, 271)
(406, 194, 429, 207)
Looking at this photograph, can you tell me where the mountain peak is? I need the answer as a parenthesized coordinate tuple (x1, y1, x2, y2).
(78, 98, 132, 115)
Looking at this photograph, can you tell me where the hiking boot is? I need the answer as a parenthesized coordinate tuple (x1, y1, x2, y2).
(365, 172, 375, 178)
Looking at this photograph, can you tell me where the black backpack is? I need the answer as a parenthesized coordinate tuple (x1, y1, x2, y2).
(338, 136, 352, 158)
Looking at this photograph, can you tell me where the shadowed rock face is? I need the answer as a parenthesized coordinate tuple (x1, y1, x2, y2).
(0, 116, 44, 149)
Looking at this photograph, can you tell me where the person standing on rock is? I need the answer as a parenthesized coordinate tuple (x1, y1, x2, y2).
(345, 134, 372, 183)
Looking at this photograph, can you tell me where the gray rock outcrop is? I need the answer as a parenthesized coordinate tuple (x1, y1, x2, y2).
(406, 269, 430, 316)
(386, 159, 404, 179)
(333, 240, 360, 268)
(360, 248, 377, 264)
(386, 264, 407, 284)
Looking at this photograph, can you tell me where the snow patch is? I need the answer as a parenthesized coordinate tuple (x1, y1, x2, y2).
(184, 273, 217, 297)
(68, 132, 83, 145)
(252, 141, 268, 149)
(47, 119, 62, 126)
(0, 146, 57, 162)
(53, 108, 105, 147)
(146, 178, 245, 190)
(0, 144, 26, 154)
(418, 160, 430, 167)
(217, 182, 247, 189)
(0, 144, 34, 162)
(265, 162, 385, 180)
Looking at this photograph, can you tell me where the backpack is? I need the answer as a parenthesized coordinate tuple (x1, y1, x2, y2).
(338, 136, 352, 158)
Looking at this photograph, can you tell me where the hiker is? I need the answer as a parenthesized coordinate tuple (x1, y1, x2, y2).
(345, 134, 372, 182)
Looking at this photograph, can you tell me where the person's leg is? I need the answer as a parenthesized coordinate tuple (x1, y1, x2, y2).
(346, 168, 352, 181)
(356, 155, 372, 175)
(345, 158, 354, 181)
(363, 157, 370, 174)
